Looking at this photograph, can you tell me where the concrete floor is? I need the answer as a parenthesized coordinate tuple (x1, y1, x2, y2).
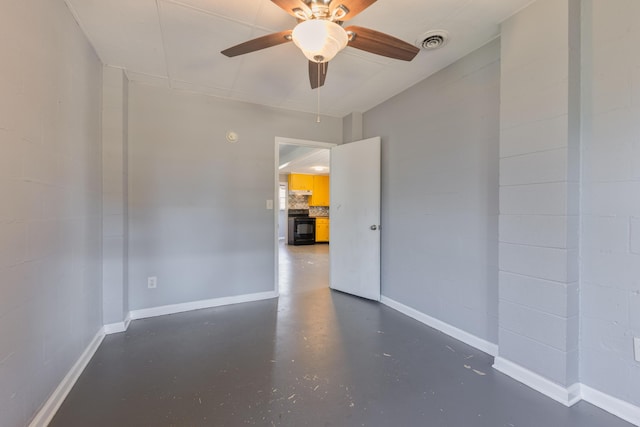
(49, 242, 632, 426)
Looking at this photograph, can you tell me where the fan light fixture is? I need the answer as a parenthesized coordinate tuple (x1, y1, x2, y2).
(292, 20, 348, 63)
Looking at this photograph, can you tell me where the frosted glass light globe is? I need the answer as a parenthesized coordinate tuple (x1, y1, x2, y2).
(292, 20, 348, 63)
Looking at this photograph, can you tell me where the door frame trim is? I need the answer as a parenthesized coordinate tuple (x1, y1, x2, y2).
(274, 137, 338, 295)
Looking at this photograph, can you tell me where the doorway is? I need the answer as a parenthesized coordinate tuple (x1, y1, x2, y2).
(274, 137, 337, 296)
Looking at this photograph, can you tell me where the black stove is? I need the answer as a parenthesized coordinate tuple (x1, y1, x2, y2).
(288, 209, 316, 245)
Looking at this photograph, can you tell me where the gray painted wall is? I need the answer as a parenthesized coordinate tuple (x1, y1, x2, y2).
(342, 112, 363, 143)
(127, 84, 342, 310)
(364, 40, 501, 344)
(497, 0, 581, 387)
(580, 0, 640, 406)
(102, 66, 130, 325)
(0, 1, 103, 425)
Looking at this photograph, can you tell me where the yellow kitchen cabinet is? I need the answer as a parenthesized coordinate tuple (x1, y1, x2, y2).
(288, 173, 314, 192)
(309, 175, 330, 206)
(315, 217, 330, 242)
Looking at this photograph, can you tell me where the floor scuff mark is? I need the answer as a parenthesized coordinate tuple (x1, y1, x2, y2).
(464, 364, 487, 376)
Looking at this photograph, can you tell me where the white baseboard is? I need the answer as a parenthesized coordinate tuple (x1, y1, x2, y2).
(103, 312, 132, 335)
(29, 329, 105, 427)
(28, 291, 640, 427)
(108, 290, 279, 331)
(381, 296, 499, 356)
(493, 357, 581, 407)
(28, 291, 279, 426)
(494, 357, 640, 424)
(582, 384, 640, 426)
(130, 290, 279, 320)
(381, 293, 640, 423)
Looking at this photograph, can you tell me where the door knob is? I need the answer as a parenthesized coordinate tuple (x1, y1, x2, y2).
(370, 225, 378, 231)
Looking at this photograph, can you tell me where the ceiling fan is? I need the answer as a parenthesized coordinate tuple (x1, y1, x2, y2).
(221, 0, 420, 89)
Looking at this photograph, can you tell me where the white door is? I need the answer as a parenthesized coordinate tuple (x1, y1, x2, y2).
(330, 137, 381, 301)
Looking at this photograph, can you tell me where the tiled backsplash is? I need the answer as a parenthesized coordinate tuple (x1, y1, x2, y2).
(287, 194, 329, 217)
(310, 206, 329, 217)
(288, 194, 308, 209)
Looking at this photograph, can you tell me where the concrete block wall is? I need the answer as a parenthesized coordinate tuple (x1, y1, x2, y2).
(497, 0, 581, 387)
(0, 0, 103, 425)
(102, 66, 129, 326)
(580, 0, 640, 407)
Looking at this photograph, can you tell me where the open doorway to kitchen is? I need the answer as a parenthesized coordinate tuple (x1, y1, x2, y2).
(274, 137, 337, 296)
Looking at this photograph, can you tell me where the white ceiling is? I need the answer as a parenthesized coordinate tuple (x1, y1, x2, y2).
(64, 0, 533, 117)
(279, 144, 330, 175)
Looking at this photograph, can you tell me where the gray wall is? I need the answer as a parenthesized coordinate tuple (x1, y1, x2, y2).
(342, 112, 363, 143)
(497, 0, 581, 387)
(102, 66, 130, 325)
(0, 1, 103, 425)
(580, 0, 640, 406)
(128, 84, 342, 310)
(364, 40, 501, 344)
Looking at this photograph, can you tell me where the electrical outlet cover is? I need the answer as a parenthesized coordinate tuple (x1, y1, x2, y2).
(634, 337, 640, 362)
(148, 276, 157, 289)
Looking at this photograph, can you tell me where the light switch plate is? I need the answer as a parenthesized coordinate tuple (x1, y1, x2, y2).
(634, 337, 640, 362)
(266, 200, 273, 210)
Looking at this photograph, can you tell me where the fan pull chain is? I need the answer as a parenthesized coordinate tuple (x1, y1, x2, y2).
(316, 61, 321, 123)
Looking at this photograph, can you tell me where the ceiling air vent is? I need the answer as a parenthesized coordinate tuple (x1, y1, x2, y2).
(416, 30, 449, 51)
